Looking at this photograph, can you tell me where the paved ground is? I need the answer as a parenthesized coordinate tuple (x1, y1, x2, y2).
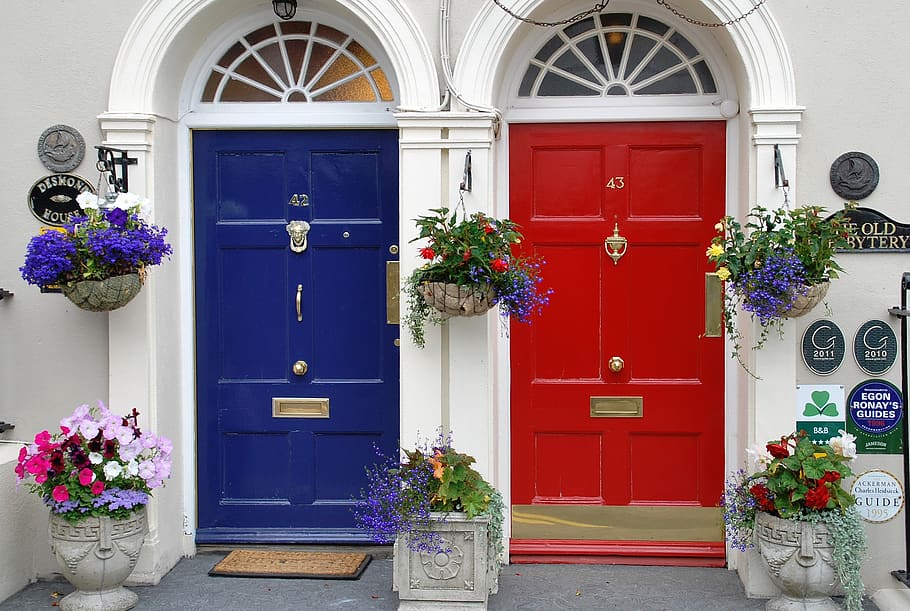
(0, 549, 879, 610)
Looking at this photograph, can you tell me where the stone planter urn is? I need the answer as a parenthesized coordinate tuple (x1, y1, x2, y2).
(754, 511, 841, 610)
(48, 508, 149, 611)
(393, 512, 499, 610)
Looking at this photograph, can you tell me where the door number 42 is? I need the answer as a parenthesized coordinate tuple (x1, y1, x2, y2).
(606, 177, 625, 190)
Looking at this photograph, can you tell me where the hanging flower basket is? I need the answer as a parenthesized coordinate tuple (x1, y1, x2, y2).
(782, 280, 830, 319)
(61, 272, 143, 312)
(420, 282, 495, 318)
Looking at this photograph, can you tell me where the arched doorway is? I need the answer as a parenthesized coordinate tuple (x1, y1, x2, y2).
(504, 9, 729, 565)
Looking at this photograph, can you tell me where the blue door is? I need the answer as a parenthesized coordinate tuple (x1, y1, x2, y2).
(193, 130, 399, 543)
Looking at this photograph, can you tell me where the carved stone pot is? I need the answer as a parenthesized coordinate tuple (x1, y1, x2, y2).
(393, 512, 498, 610)
(48, 508, 148, 611)
(754, 511, 841, 610)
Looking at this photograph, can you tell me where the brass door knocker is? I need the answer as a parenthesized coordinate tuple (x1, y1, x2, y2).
(286, 220, 311, 253)
(604, 222, 628, 265)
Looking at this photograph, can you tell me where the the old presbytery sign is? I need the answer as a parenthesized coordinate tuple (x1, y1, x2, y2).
(837, 207, 910, 251)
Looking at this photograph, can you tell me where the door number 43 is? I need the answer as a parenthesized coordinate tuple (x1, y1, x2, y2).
(606, 177, 625, 190)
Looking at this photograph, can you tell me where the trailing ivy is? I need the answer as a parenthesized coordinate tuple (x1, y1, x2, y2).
(803, 508, 867, 611)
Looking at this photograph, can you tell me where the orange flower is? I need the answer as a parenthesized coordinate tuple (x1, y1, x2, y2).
(429, 450, 446, 480)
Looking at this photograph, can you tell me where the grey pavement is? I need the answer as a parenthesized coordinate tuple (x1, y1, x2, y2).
(0, 548, 879, 610)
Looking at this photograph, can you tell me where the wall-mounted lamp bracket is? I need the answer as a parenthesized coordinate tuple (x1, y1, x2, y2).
(96, 146, 137, 194)
(0, 288, 12, 300)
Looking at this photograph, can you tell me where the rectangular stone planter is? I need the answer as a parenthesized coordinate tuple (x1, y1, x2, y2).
(393, 512, 499, 610)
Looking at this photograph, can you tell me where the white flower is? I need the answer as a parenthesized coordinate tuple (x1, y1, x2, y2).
(746, 442, 773, 469)
(76, 191, 102, 210)
(126, 460, 140, 477)
(103, 461, 123, 479)
(829, 429, 857, 459)
(88, 452, 104, 465)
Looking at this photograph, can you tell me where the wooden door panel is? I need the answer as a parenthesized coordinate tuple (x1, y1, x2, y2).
(510, 121, 726, 564)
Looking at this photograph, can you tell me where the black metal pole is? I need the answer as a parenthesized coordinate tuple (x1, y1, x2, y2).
(889, 272, 910, 586)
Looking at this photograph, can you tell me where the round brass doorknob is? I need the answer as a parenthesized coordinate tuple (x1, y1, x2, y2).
(292, 360, 308, 376)
(608, 356, 624, 373)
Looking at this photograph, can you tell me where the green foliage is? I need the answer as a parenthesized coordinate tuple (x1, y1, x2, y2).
(759, 431, 857, 519)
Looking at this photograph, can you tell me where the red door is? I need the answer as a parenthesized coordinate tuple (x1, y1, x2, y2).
(509, 122, 726, 566)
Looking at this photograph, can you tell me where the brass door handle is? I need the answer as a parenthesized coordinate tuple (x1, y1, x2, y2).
(608, 356, 624, 373)
(292, 360, 308, 376)
(296, 284, 302, 322)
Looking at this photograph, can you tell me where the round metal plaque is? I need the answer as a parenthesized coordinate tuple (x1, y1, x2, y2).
(27, 174, 93, 226)
(853, 320, 898, 375)
(801, 319, 845, 376)
(852, 469, 904, 523)
(37, 124, 85, 173)
(847, 379, 903, 436)
(829, 151, 879, 200)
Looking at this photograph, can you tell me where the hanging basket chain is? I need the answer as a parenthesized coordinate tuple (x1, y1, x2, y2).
(491, 0, 610, 28)
(655, 0, 768, 28)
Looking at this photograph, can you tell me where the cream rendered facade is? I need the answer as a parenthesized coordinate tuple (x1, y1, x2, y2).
(1, 0, 909, 608)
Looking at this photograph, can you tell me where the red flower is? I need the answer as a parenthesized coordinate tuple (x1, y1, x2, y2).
(483, 224, 494, 234)
(463, 250, 471, 261)
(491, 258, 509, 273)
(804, 484, 830, 510)
(420, 247, 436, 260)
(749, 483, 775, 512)
(767, 441, 789, 459)
(819, 471, 841, 484)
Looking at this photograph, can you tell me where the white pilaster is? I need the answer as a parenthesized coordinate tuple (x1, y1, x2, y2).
(396, 112, 498, 485)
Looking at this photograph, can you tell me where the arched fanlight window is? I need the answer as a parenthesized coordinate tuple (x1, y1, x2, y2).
(201, 21, 394, 103)
(518, 13, 717, 97)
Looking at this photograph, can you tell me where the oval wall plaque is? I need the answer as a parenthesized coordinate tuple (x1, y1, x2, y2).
(801, 319, 845, 376)
(854, 320, 898, 375)
(27, 174, 93, 226)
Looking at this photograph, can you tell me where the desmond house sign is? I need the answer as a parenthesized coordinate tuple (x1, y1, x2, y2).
(834, 207, 910, 252)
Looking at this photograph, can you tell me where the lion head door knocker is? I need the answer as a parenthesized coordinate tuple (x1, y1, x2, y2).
(604, 222, 628, 265)
(286, 220, 311, 253)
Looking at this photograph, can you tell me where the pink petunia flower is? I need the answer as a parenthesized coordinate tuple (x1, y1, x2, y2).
(91, 480, 105, 495)
(52, 485, 69, 502)
(78, 468, 95, 486)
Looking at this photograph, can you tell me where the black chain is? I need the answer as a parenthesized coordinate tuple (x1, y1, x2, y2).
(491, 0, 610, 28)
(655, 0, 768, 27)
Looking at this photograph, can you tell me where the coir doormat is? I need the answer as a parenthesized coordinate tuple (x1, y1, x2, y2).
(209, 550, 371, 580)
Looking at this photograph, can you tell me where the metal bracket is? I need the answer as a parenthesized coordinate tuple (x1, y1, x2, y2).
(96, 146, 137, 194)
(0, 422, 14, 434)
(773, 144, 789, 188)
(0, 288, 13, 300)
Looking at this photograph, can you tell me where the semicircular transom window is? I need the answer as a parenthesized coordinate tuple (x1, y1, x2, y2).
(201, 21, 395, 103)
(519, 12, 717, 98)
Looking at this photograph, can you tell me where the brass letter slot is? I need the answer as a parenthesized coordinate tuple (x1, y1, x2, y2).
(386, 261, 400, 324)
(272, 398, 330, 419)
(705, 272, 722, 338)
(590, 396, 643, 418)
